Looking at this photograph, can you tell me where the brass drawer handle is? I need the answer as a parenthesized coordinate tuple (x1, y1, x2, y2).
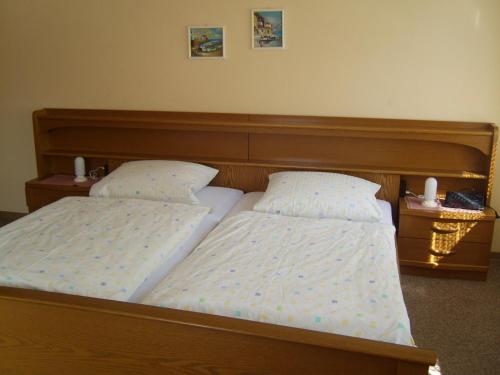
(431, 224, 459, 235)
(429, 248, 456, 256)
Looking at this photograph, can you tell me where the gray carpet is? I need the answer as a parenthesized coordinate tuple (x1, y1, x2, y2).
(0, 218, 14, 227)
(401, 259, 500, 375)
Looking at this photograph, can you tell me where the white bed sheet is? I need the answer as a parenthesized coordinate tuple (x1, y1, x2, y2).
(143, 210, 412, 346)
(128, 186, 243, 301)
(196, 186, 244, 222)
(227, 192, 394, 225)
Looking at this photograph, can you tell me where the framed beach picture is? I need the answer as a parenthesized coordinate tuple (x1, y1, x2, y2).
(252, 9, 285, 49)
(188, 26, 225, 59)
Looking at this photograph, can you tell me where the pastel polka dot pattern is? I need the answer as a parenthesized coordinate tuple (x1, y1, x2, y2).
(143, 211, 413, 346)
(0, 197, 210, 301)
(90, 160, 218, 204)
(253, 171, 382, 222)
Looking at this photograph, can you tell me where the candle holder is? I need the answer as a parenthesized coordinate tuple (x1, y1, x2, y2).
(74, 157, 88, 183)
(422, 177, 438, 207)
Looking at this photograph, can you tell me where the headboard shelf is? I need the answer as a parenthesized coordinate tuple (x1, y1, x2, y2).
(37, 109, 495, 155)
(33, 108, 497, 206)
(38, 117, 493, 135)
(42, 150, 489, 180)
(39, 108, 492, 131)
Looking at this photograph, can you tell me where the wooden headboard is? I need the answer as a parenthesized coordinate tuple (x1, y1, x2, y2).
(32, 109, 498, 211)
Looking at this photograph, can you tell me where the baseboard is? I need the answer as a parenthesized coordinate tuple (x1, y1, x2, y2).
(491, 252, 500, 259)
(0, 211, 27, 224)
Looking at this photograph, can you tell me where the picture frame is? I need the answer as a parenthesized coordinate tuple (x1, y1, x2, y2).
(252, 9, 285, 49)
(188, 26, 225, 59)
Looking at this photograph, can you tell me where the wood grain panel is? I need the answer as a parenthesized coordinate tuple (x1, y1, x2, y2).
(249, 133, 488, 175)
(48, 127, 248, 161)
(399, 216, 494, 244)
(0, 287, 435, 375)
(397, 238, 490, 269)
(399, 265, 487, 281)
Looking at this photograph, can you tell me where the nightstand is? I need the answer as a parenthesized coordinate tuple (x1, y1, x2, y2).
(397, 197, 495, 280)
(25, 175, 99, 212)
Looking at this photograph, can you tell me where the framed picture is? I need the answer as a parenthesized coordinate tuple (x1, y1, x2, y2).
(252, 9, 285, 49)
(188, 26, 225, 59)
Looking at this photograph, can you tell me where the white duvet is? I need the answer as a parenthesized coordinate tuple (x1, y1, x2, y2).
(0, 197, 209, 301)
(143, 211, 413, 346)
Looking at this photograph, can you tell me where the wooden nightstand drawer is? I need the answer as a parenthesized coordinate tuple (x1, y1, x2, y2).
(26, 187, 88, 212)
(397, 197, 495, 280)
(399, 215, 494, 244)
(398, 237, 490, 270)
(25, 175, 98, 212)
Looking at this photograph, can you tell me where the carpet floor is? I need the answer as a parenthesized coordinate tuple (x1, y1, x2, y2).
(401, 259, 500, 375)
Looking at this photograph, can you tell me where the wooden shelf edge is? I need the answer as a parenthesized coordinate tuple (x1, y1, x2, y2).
(399, 198, 496, 220)
(35, 109, 495, 135)
(40, 118, 494, 136)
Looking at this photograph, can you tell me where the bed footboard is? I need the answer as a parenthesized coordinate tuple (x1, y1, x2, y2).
(0, 287, 435, 375)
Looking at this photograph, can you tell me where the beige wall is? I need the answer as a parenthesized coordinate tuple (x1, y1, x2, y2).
(1, 0, 500, 248)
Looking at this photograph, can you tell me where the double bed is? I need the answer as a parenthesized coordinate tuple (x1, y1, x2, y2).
(1, 108, 497, 374)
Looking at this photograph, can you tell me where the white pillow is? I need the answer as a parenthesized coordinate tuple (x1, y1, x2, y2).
(253, 171, 382, 222)
(89, 160, 218, 204)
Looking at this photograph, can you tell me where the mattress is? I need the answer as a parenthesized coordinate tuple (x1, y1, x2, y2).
(143, 210, 413, 346)
(0, 187, 243, 302)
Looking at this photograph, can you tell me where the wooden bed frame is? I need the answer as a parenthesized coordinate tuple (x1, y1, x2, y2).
(1, 108, 497, 374)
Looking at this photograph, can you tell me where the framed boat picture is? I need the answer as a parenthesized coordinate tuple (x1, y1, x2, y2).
(188, 26, 225, 59)
(252, 9, 285, 49)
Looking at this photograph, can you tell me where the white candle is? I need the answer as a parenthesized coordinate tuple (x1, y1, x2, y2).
(74, 157, 87, 182)
(422, 177, 438, 207)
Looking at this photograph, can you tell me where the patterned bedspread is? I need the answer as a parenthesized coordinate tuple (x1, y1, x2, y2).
(0, 197, 209, 301)
(143, 211, 413, 345)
